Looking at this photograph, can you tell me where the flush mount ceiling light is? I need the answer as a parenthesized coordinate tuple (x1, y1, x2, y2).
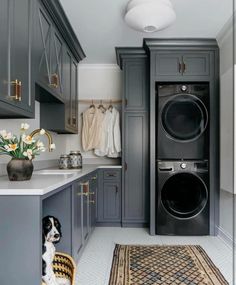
(125, 0, 176, 33)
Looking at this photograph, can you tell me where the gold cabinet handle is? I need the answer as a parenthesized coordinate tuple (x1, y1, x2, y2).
(91, 176, 97, 180)
(50, 73, 59, 88)
(89, 200, 95, 204)
(10, 79, 22, 101)
(88, 192, 95, 195)
(182, 62, 186, 73)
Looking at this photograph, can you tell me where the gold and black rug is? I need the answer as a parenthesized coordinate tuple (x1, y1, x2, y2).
(109, 244, 229, 285)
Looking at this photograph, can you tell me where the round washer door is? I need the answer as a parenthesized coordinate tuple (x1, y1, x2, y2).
(161, 94, 208, 142)
(161, 173, 208, 219)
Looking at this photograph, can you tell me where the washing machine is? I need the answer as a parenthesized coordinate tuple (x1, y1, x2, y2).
(156, 160, 209, 235)
(157, 83, 209, 159)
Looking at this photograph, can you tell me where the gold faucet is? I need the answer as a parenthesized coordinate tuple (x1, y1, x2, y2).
(30, 129, 54, 152)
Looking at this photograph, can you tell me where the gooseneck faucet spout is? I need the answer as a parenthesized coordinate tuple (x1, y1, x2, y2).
(30, 129, 55, 152)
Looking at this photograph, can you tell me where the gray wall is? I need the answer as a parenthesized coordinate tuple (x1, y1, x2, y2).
(217, 15, 234, 244)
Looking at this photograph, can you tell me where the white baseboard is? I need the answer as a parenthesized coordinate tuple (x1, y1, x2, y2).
(217, 226, 234, 249)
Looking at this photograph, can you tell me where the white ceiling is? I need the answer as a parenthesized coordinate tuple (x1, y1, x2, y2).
(60, 0, 233, 64)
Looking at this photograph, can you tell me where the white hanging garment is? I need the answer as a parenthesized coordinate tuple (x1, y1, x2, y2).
(95, 107, 121, 157)
(94, 110, 112, 157)
(107, 107, 121, 158)
(82, 107, 105, 152)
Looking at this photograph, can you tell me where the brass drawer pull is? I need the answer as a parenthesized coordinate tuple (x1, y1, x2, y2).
(10, 79, 22, 101)
(77, 192, 88, 196)
(89, 192, 95, 195)
(91, 176, 97, 180)
(182, 62, 186, 73)
(107, 173, 116, 177)
(89, 200, 95, 204)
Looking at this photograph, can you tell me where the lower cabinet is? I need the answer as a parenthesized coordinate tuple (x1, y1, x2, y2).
(72, 180, 83, 259)
(97, 169, 121, 226)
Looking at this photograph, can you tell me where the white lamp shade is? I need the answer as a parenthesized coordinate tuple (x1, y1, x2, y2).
(125, 0, 176, 33)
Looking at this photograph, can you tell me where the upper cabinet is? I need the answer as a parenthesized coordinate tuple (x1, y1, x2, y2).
(0, 0, 85, 130)
(144, 39, 217, 82)
(123, 58, 148, 111)
(0, 0, 35, 118)
(35, 0, 85, 133)
(155, 52, 210, 78)
(35, 2, 64, 102)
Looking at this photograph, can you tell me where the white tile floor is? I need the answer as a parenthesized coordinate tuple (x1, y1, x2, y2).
(76, 227, 233, 285)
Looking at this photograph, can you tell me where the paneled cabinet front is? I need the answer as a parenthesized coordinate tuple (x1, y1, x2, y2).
(0, 0, 34, 118)
(72, 181, 83, 260)
(155, 51, 210, 79)
(123, 113, 149, 225)
(97, 169, 121, 225)
(35, 2, 64, 101)
(124, 58, 148, 111)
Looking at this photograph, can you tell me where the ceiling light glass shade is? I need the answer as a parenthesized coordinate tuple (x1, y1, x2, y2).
(125, 0, 176, 33)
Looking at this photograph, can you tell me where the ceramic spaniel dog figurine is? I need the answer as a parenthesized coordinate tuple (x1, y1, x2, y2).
(42, 216, 62, 285)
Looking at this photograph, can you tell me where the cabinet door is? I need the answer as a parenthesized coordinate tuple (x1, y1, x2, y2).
(81, 181, 90, 243)
(36, 3, 52, 88)
(0, 0, 9, 103)
(183, 53, 210, 76)
(50, 29, 64, 97)
(155, 53, 182, 77)
(63, 50, 72, 130)
(70, 58, 78, 132)
(103, 182, 121, 222)
(124, 58, 148, 111)
(89, 173, 97, 231)
(10, 0, 33, 112)
(123, 112, 149, 224)
(73, 182, 83, 259)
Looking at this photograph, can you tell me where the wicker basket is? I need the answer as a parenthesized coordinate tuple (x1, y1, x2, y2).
(42, 252, 76, 285)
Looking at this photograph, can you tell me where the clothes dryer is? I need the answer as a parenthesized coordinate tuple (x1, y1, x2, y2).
(157, 83, 209, 159)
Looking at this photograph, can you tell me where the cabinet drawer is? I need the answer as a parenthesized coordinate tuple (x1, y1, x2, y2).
(103, 169, 121, 180)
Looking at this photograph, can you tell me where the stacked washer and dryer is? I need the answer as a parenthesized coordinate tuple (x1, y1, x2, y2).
(156, 83, 210, 235)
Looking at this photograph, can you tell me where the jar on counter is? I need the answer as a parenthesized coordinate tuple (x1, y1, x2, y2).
(59, 154, 70, 169)
(69, 151, 82, 169)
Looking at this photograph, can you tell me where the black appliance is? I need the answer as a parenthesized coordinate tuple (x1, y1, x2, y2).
(156, 160, 209, 235)
(157, 83, 209, 159)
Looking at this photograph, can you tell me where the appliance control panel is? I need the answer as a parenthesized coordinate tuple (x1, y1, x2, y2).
(158, 160, 208, 172)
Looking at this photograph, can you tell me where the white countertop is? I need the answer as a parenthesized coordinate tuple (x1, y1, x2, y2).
(0, 165, 122, 196)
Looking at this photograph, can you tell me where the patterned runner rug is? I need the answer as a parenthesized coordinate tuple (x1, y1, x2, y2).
(109, 244, 229, 285)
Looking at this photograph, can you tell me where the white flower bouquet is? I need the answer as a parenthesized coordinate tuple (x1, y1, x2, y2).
(0, 123, 55, 160)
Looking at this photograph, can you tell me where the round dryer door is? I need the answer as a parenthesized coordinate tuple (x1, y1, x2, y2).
(161, 94, 208, 141)
(161, 173, 208, 219)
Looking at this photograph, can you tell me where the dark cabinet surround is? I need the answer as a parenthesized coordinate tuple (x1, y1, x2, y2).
(116, 39, 219, 235)
(0, 0, 85, 134)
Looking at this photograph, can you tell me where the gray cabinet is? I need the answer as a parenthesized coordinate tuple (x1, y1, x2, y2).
(72, 181, 83, 260)
(155, 51, 210, 78)
(97, 169, 121, 225)
(124, 58, 148, 111)
(123, 113, 149, 225)
(116, 49, 149, 227)
(35, 1, 64, 102)
(89, 172, 98, 231)
(0, 0, 34, 118)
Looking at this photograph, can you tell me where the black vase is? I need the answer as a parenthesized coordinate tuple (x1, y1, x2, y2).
(7, 158, 34, 181)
